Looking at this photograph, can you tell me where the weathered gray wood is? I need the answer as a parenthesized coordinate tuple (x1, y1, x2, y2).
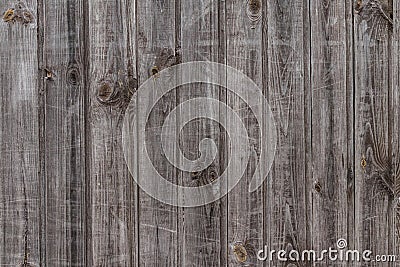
(179, 0, 225, 266)
(0, 1, 40, 266)
(225, 0, 264, 265)
(40, 0, 87, 265)
(135, 0, 179, 266)
(310, 1, 354, 265)
(354, 0, 396, 264)
(87, 0, 137, 265)
(393, 0, 400, 261)
(1, 0, 400, 266)
(264, 0, 311, 266)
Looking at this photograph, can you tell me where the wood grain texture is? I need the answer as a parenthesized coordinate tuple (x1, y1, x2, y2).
(264, 0, 311, 266)
(354, 0, 396, 265)
(87, 0, 137, 265)
(310, 1, 353, 265)
(39, 0, 87, 265)
(225, 0, 263, 265)
(0, 1, 40, 266)
(135, 0, 179, 266)
(393, 0, 400, 262)
(179, 0, 225, 266)
(0, 0, 399, 266)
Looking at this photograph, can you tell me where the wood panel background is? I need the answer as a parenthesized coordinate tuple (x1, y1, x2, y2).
(0, 0, 399, 266)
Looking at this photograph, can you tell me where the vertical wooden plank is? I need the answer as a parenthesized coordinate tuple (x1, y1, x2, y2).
(179, 0, 225, 266)
(88, 0, 137, 265)
(264, 0, 311, 265)
(354, 0, 395, 264)
(393, 0, 400, 261)
(310, 0, 354, 264)
(39, 0, 87, 265)
(225, 0, 264, 265)
(0, 0, 40, 265)
(135, 0, 179, 266)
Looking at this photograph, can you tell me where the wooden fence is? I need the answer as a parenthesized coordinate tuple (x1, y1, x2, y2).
(0, 0, 399, 266)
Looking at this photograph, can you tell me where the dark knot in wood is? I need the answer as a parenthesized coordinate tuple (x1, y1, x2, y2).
(97, 75, 137, 110)
(314, 181, 322, 193)
(66, 67, 80, 86)
(355, 0, 393, 40)
(2, 1, 35, 25)
(150, 47, 181, 77)
(97, 81, 118, 105)
(246, 0, 262, 29)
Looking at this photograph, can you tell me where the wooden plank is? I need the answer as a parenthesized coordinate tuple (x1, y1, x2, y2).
(88, 0, 137, 265)
(224, 0, 264, 266)
(310, 0, 354, 265)
(354, 0, 396, 264)
(0, 0, 40, 265)
(263, 0, 311, 265)
(179, 0, 225, 266)
(39, 0, 87, 265)
(135, 0, 179, 266)
(393, 0, 400, 261)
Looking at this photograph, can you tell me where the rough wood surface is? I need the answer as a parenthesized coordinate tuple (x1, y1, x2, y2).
(0, 1, 40, 266)
(264, 1, 311, 266)
(87, 0, 137, 265)
(136, 0, 178, 266)
(310, 1, 353, 266)
(0, 0, 399, 266)
(225, 0, 264, 266)
(39, 0, 87, 265)
(354, 1, 396, 266)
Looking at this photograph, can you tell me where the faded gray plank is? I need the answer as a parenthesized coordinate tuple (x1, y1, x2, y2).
(179, 0, 225, 266)
(0, 0, 40, 266)
(40, 0, 87, 265)
(264, 0, 311, 265)
(354, 0, 396, 265)
(225, 0, 264, 266)
(88, 0, 137, 265)
(393, 0, 400, 262)
(310, 0, 354, 265)
(135, 0, 179, 266)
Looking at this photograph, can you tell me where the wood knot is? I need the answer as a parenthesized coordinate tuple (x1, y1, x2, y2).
(150, 66, 159, 76)
(361, 156, 367, 169)
(2, 2, 35, 24)
(66, 67, 80, 86)
(314, 181, 322, 193)
(2, 9, 15, 22)
(232, 242, 248, 263)
(246, 0, 262, 29)
(248, 0, 261, 13)
(355, 0, 363, 13)
(231, 240, 255, 264)
(97, 81, 116, 104)
(355, 0, 393, 40)
(43, 68, 55, 81)
(151, 47, 180, 77)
